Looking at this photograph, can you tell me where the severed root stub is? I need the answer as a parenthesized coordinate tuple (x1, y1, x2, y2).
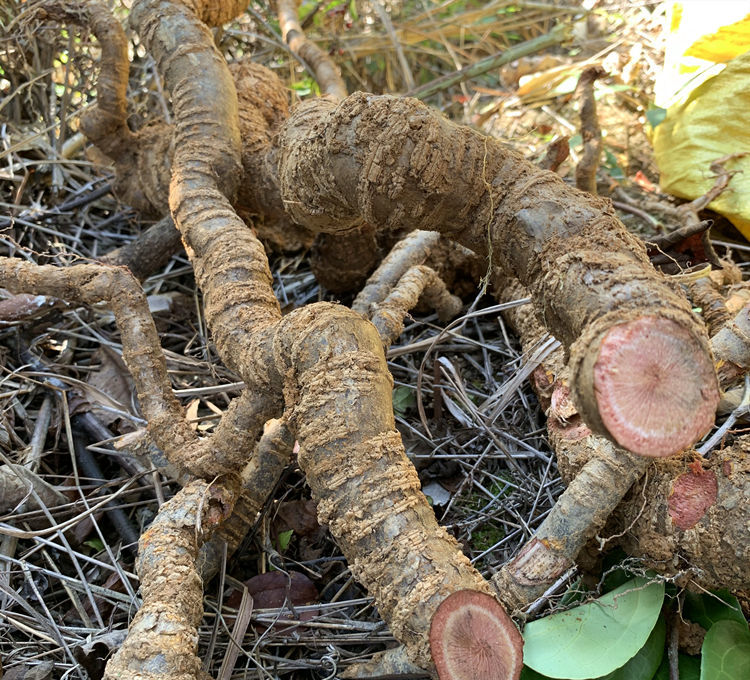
(430, 591, 524, 680)
(591, 316, 719, 457)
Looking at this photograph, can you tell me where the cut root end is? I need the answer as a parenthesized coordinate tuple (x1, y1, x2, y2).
(593, 316, 719, 457)
(430, 590, 524, 680)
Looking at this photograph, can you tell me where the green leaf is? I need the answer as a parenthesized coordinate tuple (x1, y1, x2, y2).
(523, 577, 665, 679)
(392, 385, 415, 417)
(521, 616, 666, 680)
(603, 149, 625, 180)
(84, 538, 104, 552)
(684, 590, 747, 630)
(598, 616, 666, 680)
(700, 620, 750, 680)
(276, 529, 294, 552)
(654, 654, 700, 680)
(646, 107, 667, 128)
(568, 133, 582, 148)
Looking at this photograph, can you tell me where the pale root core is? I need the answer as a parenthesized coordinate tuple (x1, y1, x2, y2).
(593, 317, 719, 457)
(430, 590, 524, 680)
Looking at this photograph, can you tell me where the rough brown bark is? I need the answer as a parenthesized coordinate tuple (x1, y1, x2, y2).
(275, 93, 719, 456)
(103, 479, 236, 680)
(491, 279, 749, 609)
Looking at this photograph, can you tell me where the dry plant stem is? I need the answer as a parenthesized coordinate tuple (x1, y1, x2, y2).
(129, 0, 506, 671)
(406, 24, 569, 100)
(574, 66, 606, 195)
(276, 0, 347, 100)
(277, 93, 719, 456)
(103, 479, 236, 680)
(371, 265, 462, 346)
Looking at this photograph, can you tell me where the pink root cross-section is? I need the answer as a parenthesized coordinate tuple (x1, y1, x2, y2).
(430, 590, 524, 680)
(593, 316, 719, 457)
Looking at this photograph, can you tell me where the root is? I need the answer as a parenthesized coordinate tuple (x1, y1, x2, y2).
(100, 215, 183, 281)
(277, 93, 718, 456)
(370, 264, 462, 346)
(8, 1, 739, 676)
(353, 230, 442, 316)
(491, 278, 750, 607)
(103, 479, 236, 680)
(310, 224, 380, 292)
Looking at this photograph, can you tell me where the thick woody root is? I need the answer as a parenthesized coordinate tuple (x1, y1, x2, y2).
(276, 93, 719, 457)
(491, 279, 749, 607)
(125, 0, 512, 673)
(34, 0, 134, 159)
(590, 316, 718, 457)
(430, 591, 524, 680)
(0, 258, 273, 481)
(281, 304, 509, 668)
(615, 447, 750, 589)
(103, 479, 236, 680)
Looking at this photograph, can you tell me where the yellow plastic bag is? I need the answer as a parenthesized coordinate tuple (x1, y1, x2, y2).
(653, 50, 750, 238)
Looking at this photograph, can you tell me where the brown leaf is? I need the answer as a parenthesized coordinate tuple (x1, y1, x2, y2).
(273, 499, 320, 537)
(73, 631, 127, 680)
(227, 570, 318, 610)
(83, 346, 136, 427)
